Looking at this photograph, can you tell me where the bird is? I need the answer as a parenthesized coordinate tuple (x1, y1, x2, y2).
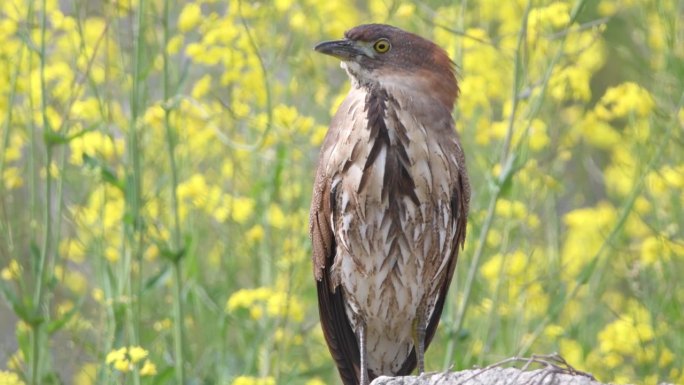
(309, 24, 470, 385)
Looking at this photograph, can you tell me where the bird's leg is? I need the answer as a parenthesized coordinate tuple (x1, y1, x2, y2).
(358, 322, 369, 385)
(412, 308, 426, 374)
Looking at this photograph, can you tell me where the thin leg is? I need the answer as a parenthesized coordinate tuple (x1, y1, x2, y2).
(358, 323, 368, 385)
(412, 313, 426, 374)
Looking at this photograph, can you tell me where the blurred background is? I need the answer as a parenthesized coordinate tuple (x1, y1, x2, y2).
(0, 0, 682, 384)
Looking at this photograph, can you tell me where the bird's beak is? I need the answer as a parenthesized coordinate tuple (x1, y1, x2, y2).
(314, 39, 364, 60)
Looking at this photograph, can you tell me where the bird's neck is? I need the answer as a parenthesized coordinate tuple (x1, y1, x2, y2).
(343, 62, 457, 111)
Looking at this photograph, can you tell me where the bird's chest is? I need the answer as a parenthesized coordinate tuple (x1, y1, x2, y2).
(325, 89, 455, 327)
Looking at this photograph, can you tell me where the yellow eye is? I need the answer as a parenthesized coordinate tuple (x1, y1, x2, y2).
(373, 39, 391, 53)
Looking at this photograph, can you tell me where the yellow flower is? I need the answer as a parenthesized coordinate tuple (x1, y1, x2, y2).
(562, 202, 617, 278)
(559, 338, 584, 369)
(543, 324, 565, 338)
(274, 0, 292, 12)
(2, 167, 23, 189)
(113, 359, 131, 372)
(231, 376, 276, 385)
(63, 269, 88, 295)
(226, 287, 304, 322)
(105, 347, 127, 365)
(246, 225, 265, 243)
(659, 347, 674, 368)
(249, 307, 263, 320)
(139, 360, 157, 376)
(104, 246, 120, 263)
(527, 119, 550, 151)
(1, 259, 21, 281)
(550, 66, 592, 102)
(273, 104, 299, 129)
(166, 35, 183, 55)
(91, 288, 105, 303)
(604, 147, 637, 197)
(127, 346, 148, 364)
(495, 199, 527, 219)
(7, 349, 24, 370)
(305, 378, 327, 385)
(395, 4, 415, 19)
(0, 370, 25, 385)
(579, 112, 621, 150)
(153, 318, 172, 331)
(59, 239, 85, 263)
(595, 82, 655, 120)
(178, 3, 202, 32)
(640, 236, 664, 266)
(309, 124, 328, 146)
(231, 196, 255, 224)
(598, 301, 655, 358)
(191, 74, 212, 99)
(106, 346, 155, 374)
(73, 363, 96, 385)
(266, 292, 304, 322)
(267, 203, 287, 229)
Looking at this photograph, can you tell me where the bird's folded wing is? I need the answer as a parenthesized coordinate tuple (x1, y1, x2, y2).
(311, 170, 362, 385)
(427, 132, 470, 341)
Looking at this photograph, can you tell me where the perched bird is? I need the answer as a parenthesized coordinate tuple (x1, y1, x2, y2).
(310, 24, 470, 385)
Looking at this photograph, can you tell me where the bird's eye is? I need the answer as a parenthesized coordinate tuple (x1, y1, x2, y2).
(373, 39, 391, 53)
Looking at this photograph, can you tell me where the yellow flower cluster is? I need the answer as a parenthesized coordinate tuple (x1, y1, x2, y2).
(177, 173, 256, 224)
(105, 346, 157, 376)
(561, 202, 617, 278)
(595, 82, 655, 121)
(0, 371, 24, 385)
(1, 260, 21, 281)
(231, 376, 275, 385)
(480, 250, 549, 319)
(226, 286, 304, 322)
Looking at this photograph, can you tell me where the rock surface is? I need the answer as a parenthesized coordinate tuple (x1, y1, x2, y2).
(370, 367, 602, 385)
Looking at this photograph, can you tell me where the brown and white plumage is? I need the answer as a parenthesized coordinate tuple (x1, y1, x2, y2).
(310, 24, 470, 385)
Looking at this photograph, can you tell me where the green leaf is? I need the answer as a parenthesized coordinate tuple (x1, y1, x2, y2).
(30, 241, 41, 276)
(144, 265, 171, 291)
(47, 297, 84, 334)
(0, 281, 30, 323)
(160, 246, 185, 263)
(577, 256, 600, 285)
(82, 154, 125, 191)
(43, 123, 101, 145)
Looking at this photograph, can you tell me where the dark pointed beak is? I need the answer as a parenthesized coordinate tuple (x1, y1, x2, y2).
(314, 39, 362, 60)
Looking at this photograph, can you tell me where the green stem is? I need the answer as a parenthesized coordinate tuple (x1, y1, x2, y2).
(124, 1, 147, 384)
(30, 0, 52, 383)
(162, 0, 186, 382)
(443, 188, 500, 367)
(172, 261, 186, 384)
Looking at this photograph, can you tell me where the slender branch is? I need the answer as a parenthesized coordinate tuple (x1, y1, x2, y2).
(31, 1, 51, 384)
(162, 0, 186, 382)
(124, 1, 147, 384)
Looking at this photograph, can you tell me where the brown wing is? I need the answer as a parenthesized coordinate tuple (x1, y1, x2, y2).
(397, 132, 471, 375)
(310, 116, 362, 385)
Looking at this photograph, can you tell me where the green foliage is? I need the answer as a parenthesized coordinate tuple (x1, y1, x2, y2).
(0, 0, 682, 385)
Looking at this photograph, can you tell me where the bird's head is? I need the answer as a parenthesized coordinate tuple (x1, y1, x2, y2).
(315, 24, 459, 109)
